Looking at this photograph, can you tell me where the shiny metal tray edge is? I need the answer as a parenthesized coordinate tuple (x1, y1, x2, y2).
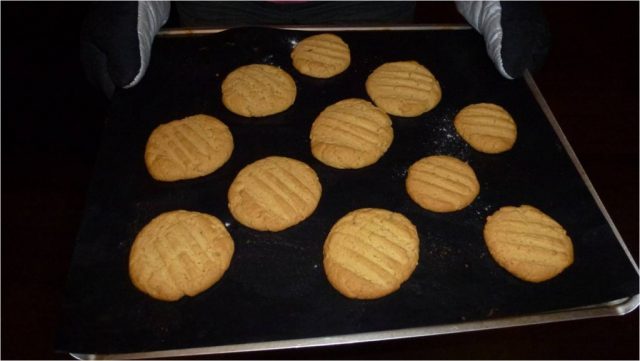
(70, 26, 639, 360)
(157, 24, 473, 37)
(71, 295, 639, 360)
(523, 71, 639, 272)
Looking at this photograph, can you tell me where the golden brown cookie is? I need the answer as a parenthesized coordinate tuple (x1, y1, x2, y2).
(221, 64, 297, 117)
(144, 114, 233, 182)
(310, 98, 393, 169)
(129, 210, 235, 301)
(406, 155, 480, 212)
(365, 60, 442, 117)
(228, 156, 322, 232)
(454, 103, 517, 154)
(323, 208, 420, 299)
(484, 205, 574, 283)
(291, 33, 351, 78)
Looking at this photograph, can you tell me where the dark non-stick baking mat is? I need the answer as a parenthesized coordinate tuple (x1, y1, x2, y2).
(56, 27, 639, 355)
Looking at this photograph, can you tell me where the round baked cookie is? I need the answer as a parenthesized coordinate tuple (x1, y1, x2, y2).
(291, 33, 351, 78)
(365, 60, 442, 117)
(310, 98, 393, 169)
(129, 210, 235, 301)
(454, 103, 517, 154)
(323, 208, 420, 300)
(484, 205, 574, 283)
(221, 64, 297, 117)
(406, 155, 480, 212)
(145, 114, 234, 182)
(228, 156, 322, 232)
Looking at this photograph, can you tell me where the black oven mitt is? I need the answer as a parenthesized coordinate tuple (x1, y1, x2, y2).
(455, 1, 550, 79)
(80, 1, 169, 98)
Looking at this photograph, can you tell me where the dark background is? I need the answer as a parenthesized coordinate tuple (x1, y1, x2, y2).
(2, 2, 638, 359)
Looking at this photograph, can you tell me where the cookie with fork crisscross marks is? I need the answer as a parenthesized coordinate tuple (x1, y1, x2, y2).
(365, 60, 442, 117)
(484, 205, 574, 283)
(129, 210, 235, 301)
(406, 155, 480, 213)
(310, 98, 393, 169)
(222, 64, 296, 117)
(454, 103, 517, 154)
(228, 156, 322, 232)
(291, 33, 351, 78)
(145, 114, 234, 182)
(323, 208, 420, 299)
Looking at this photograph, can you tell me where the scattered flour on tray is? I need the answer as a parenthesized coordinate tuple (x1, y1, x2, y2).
(429, 109, 471, 158)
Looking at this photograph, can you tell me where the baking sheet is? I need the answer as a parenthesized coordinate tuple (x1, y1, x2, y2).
(56, 26, 639, 356)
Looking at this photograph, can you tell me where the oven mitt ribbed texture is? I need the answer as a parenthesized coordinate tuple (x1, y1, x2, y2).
(80, 1, 169, 97)
(456, 1, 551, 79)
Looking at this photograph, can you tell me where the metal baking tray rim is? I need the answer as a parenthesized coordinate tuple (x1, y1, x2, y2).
(71, 294, 638, 360)
(158, 24, 474, 37)
(522, 72, 639, 272)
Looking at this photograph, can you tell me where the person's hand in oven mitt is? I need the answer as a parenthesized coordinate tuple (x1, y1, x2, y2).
(455, 1, 551, 79)
(80, 1, 170, 98)
(80, 1, 550, 98)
